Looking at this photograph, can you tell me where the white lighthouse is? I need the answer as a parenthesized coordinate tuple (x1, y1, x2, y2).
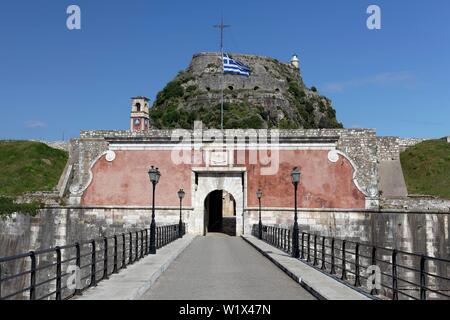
(290, 54, 300, 69)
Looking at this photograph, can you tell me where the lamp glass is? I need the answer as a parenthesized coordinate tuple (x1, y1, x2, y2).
(291, 167, 301, 184)
(256, 190, 263, 199)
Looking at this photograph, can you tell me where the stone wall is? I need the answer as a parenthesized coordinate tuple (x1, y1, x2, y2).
(0, 206, 188, 299)
(377, 137, 426, 161)
(381, 198, 450, 212)
(72, 128, 379, 203)
(244, 208, 450, 260)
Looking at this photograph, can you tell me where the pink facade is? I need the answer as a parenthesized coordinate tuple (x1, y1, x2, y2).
(81, 149, 365, 209)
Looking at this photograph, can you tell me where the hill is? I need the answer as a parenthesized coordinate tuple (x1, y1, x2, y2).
(0, 141, 68, 197)
(149, 52, 343, 129)
(400, 139, 450, 199)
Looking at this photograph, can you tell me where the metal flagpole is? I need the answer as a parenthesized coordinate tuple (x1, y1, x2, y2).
(214, 16, 230, 130)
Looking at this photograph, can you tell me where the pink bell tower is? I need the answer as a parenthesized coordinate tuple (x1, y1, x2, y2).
(130, 97, 150, 132)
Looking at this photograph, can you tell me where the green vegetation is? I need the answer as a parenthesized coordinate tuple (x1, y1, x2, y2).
(400, 139, 450, 199)
(150, 102, 265, 129)
(0, 197, 42, 217)
(0, 141, 68, 197)
(154, 70, 194, 107)
(150, 63, 343, 129)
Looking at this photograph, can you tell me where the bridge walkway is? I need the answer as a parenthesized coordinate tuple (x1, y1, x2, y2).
(141, 233, 315, 300)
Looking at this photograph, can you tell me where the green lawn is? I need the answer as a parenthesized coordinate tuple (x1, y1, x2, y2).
(400, 139, 450, 199)
(0, 141, 68, 197)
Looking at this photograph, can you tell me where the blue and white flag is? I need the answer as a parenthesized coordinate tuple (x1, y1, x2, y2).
(223, 53, 251, 77)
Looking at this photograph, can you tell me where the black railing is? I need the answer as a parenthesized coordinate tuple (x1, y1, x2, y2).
(252, 224, 450, 300)
(0, 223, 186, 300)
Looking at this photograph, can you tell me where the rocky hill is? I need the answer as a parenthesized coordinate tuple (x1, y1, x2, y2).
(149, 52, 343, 129)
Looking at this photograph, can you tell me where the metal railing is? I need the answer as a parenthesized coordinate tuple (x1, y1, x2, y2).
(252, 224, 450, 300)
(0, 223, 185, 300)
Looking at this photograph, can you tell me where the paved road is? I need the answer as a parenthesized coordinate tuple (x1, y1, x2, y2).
(141, 234, 315, 300)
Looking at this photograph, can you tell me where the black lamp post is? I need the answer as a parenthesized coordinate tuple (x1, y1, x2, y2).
(256, 189, 263, 239)
(148, 166, 161, 254)
(177, 188, 185, 238)
(291, 167, 301, 258)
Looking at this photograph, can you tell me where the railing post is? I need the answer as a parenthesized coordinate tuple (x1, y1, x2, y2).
(90, 240, 97, 287)
(321, 237, 326, 270)
(354, 243, 361, 287)
(103, 237, 108, 280)
(307, 234, 311, 263)
(145, 229, 148, 255)
(370, 246, 378, 295)
(278, 228, 281, 249)
(420, 255, 427, 300)
(75, 243, 82, 296)
(135, 231, 139, 261)
(313, 235, 318, 266)
(140, 230, 144, 259)
(113, 236, 118, 274)
(166, 226, 169, 245)
(0, 264, 2, 299)
(301, 233, 305, 260)
(29, 251, 36, 300)
(287, 230, 291, 253)
(55, 247, 62, 300)
(341, 240, 347, 281)
(392, 249, 399, 300)
(330, 238, 336, 275)
(129, 232, 133, 264)
(122, 233, 127, 269)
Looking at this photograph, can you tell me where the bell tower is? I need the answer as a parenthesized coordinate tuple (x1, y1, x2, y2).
(130, 97, 150, 132)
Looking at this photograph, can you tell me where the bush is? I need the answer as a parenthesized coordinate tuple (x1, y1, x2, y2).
(0, 197, 43, 218)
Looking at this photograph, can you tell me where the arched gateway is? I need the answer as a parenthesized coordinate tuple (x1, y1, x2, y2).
(192, 168, 245, 237)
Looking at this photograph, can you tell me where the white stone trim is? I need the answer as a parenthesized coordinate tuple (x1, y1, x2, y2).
(105, 150, 116, 162)
(70, 151, 108, 196)
(327, 150, 339, 163)
(334, 150, 371, 198)
(109, 143, 336, 151)
(192, 167, 247, 173)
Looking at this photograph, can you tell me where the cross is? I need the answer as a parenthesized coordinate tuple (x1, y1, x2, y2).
(213, 16, 231, 53)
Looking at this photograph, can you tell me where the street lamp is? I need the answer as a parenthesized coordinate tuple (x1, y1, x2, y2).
(177, 188, 185, 238)
(291, 167, 301, 258)
(256, 189, 263, 239)
(148, 166, 161, 254)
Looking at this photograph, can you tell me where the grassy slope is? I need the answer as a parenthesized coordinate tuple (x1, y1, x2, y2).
(0, 141, 68, 197)
(400, 139, 450, 199)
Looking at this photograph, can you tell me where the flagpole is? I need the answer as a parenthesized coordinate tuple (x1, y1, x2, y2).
(214, 16, 230, 130)
(221, 41, 224, 130)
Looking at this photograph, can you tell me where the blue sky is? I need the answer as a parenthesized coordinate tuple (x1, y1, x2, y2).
(0, 0, 449, 140)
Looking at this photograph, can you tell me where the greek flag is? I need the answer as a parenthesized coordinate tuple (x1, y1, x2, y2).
(223, 53, 251, 77)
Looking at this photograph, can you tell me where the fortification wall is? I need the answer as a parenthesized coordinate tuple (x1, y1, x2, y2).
(244, 208, 450, 260)
(73, 128, 379, 205)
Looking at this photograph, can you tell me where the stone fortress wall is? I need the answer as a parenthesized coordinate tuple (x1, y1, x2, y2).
(1, 129, 449, 265)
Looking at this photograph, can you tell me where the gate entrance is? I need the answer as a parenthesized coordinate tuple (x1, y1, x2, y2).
(204, 190, 236, 236)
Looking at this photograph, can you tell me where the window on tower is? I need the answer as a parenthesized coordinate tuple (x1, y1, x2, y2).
(136, 103, 141, 112)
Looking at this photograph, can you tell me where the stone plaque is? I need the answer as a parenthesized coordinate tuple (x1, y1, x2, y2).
(209, 151, 228, 166)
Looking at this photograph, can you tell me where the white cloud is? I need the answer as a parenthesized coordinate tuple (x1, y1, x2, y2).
(25, 120, 47, 129)
(323, 72, 417, 93)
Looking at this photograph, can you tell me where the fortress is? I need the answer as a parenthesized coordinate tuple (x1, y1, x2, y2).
(1, 52, 449, 264)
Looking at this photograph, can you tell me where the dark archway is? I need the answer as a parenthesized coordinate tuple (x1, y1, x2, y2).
(204, 190, 236, 236)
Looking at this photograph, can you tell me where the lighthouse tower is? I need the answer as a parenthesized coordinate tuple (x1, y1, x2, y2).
(130, 97, 150, 132)
(290, 54, 300, 69)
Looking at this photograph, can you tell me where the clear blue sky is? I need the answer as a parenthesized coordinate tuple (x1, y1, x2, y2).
(0, 0, 449, 140)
